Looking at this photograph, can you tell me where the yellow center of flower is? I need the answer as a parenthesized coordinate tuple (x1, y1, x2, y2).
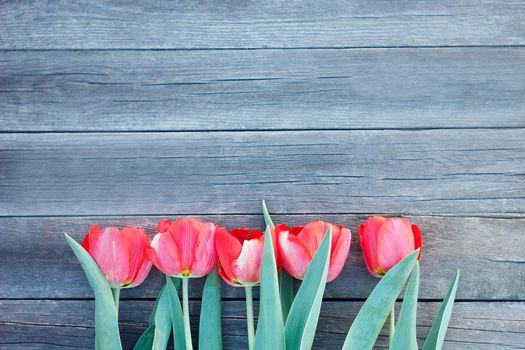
(181, 269, 191, 277)
(375, 267, 386, 277)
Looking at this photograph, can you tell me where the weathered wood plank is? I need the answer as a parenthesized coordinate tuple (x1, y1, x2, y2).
(1, 130, 523, 216)
(1, 1, 524, 49)
(0, 299, 523, 349)
(1, 48, 525, 131)
(0, 215, 523, 300)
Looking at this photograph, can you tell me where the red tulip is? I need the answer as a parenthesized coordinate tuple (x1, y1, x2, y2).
(215, 227, 278, 286)
(277, 221, 351, 282)
(148, 218, 218, 278)
(81, 224, 152, 288)
(359, 216, 422, 277)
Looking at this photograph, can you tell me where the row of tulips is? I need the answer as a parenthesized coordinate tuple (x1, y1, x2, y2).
(81, 216, 422, 289)
(65, 201, 456, 350)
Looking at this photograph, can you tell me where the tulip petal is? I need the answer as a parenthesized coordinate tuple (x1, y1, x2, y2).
(81, 224, 100, 252)
(191, 222, 218, 277)
(297, 221, 333, 257)
(232, 238, 264, 284)
(217, 262, 237, 286)
(328, 227, 351, 282)
(121, 226, 152, 288)
(358, 216, 386, 277)
(149, 231, 182, 277)
(377, 218, 416, 272)
(170, 218, 201, 273)
(330, 225, 342, 252)
(157, 219, 172, 233)
(129, 258, 153, 288)
(230, 228, 263, 243)
(412, 224, 423, 260)
(278, 230, 311, 280)
(215, 227, 242, 284)
(88, 227, 131, 287)
(274, 224, 290, 234)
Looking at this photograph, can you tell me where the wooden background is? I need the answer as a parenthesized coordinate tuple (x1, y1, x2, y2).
(1, 1, 524, 349)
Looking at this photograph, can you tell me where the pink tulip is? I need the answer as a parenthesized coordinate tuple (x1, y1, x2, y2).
(81, 224, 152, 288)
(215, 227, 279, 286)
(148, 218, 218, 278)
(278, 221, 351, 282)
(359, 216, 422, 277)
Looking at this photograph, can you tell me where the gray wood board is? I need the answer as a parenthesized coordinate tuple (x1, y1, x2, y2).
(1, 48, 525, 131)
(0, 215, 523, 300)
(0, 299, 523, 349)
(1, 130, 524, 216)
(1, 1, 524, 49)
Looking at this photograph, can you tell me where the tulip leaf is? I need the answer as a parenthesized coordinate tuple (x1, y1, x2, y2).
(199, 267, 222, 350)
(150, 286, 166, 325)
(64, 233, 122, 350)
(285, 227, 332, 350)
(390, 262, 420, 350)
(279, 270, 295, 321)
(342, 249, 419, 350)
(422, 270, 460, 350)
(133, 326, 155, 350)
(262, 200, 295, 321)
(166, 276, 187, 350)
(254, 226, 285, 350)
(151, 286, 173, 350)
(134, 286, 166, 350)
(262, 200, 275, 228)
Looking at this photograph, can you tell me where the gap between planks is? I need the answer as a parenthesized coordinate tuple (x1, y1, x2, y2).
(1, 126, 525, 134)
(1, 45, 525, 52)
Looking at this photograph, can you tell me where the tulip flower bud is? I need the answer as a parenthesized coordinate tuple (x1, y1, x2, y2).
(215, 227, 278, 286)
(278, 221, 351, 282)
(359, 216, 422, 277)
(148, 218, 218, 278)
(81, 224, 152, 288)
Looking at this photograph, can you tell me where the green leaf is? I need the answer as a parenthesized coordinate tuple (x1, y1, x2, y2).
(199, 268, 222, 350)
(134, 326, 155, 350)
(390, 262, 420, 350)
(135, 279, 181, 350)
(285, 227, 332, 350)
(279, 270, 295, 321)
(149, 286, 166, 325)
(64, 233, 122, 350)
(262, 199, 275, 228)
(262, 200, 295, 321)
(166, 276, 187, 350)
(254, 226, 285, 350)
(342, 249, 419, 350)
(134, 286, 167, 350)
(422, 270, 460, 350)
(150, 286, 174, 350)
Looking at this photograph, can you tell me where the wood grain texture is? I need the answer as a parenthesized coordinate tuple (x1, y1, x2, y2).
(1, 130, 524, 216)
(1, 299, 523, 349)
(1, 0, 523, 348)
(1, 48, 525, 131)
(0, 215, 523, 300)
(1, 0, 524, 49)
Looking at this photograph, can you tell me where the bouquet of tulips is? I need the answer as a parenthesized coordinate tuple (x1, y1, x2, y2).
(65, 201, 459, 350)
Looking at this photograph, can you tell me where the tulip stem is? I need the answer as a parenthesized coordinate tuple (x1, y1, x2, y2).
(111, 288, 120, 318)
(245, 286, 255, 350)
(389, 305, 395, 346)
(182, 278, 193, 350)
